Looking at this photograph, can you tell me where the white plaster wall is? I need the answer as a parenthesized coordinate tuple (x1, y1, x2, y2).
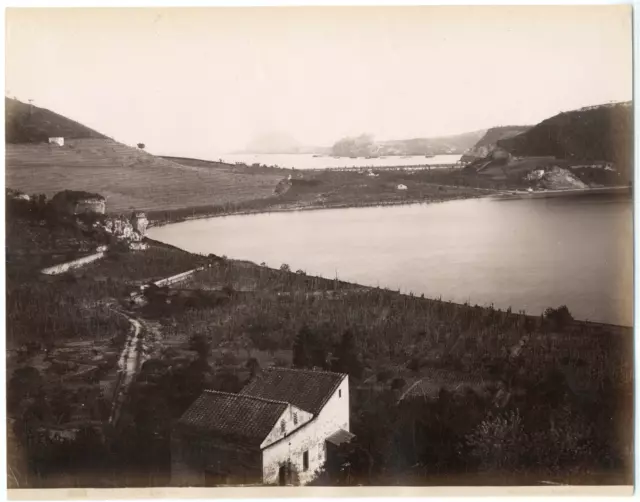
(261, 376, 350, 485)
(261, 404, 313, 449)
(75, 200, 106, 214)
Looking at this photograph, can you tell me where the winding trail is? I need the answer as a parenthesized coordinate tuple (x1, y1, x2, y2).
(109, 309, 145, 426)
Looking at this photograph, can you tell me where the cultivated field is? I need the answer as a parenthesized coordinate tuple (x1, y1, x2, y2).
(5, 139, 285, 213)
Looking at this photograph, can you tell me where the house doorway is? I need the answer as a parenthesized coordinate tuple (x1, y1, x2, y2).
(278, 465, 286, 486)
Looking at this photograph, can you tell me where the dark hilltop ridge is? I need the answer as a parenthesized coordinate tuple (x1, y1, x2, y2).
(5, 97, 109, 143)
(498, 101, 633, 176)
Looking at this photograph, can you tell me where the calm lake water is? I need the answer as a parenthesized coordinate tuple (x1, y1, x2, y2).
(206, 153, 462, 170)
(149, 195, 633, 326)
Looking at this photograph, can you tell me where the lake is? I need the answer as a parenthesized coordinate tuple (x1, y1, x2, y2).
(148, 195, 633, 326)
(204, 153, 462, 170)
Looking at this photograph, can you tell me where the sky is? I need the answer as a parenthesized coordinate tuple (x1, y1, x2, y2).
(5, 6, 633, 157)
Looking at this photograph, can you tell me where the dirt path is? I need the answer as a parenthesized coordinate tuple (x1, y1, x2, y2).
(109, 310, 145, 425)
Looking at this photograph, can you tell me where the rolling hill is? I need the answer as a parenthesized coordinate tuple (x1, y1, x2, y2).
(6, 97, 109, 143)
(5, 99, 285, 213)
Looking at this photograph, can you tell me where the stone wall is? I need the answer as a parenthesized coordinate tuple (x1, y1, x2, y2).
(261, 376, 350, 485)
(171, 430, 262, 487)
(40, 251, 107, 275)
(53, 197, 106, 216)
(152, 267, 206, 288)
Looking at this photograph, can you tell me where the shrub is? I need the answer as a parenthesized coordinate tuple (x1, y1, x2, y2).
(543, 305, 574, 331)
(465, 410, 524, 472)
(376, 368, 394, 383)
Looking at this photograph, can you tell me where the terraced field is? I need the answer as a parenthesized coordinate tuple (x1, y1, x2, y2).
(6, 139, 285, 213)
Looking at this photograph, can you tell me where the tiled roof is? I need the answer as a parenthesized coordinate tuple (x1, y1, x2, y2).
(240, 367, 346, 415)
(326, 429, 355, 447)
(177, 390, 288, 445)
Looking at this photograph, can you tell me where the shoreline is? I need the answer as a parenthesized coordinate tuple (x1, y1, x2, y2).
(143, 236, 633, 330)
(147, 185, 631, 228)
(147, 193, 487, 228)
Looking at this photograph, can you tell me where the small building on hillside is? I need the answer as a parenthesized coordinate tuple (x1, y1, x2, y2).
(48, 137, 65, 147)
(52, 190, 106, 216)
(171, 368, 352, 487)
(130, 212, 149, 236)
(397, 184, 408, 190)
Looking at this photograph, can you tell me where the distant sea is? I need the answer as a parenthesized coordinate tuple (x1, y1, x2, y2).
(201, 153, 463, 170)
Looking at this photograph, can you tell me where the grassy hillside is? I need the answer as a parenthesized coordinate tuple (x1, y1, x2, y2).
(6, 140, 286, 214)
(6, 98, 109, 143)
(462, 126, 531, 162)
(5, 98, 288, 214)
(498, 102, 633, 174)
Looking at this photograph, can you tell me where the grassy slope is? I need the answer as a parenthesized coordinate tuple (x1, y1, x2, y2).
(5, 98, 286, 214)
(6, 140, 285, 213)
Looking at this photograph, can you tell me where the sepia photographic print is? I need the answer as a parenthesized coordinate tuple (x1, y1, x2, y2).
(3, 4, 635, 498)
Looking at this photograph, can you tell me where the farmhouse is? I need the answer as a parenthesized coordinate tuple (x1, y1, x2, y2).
(130, 211, 149, 236)
(48, 137, 64, 147)
(51, 190, 106, 216)
(171, 368, 352, 487)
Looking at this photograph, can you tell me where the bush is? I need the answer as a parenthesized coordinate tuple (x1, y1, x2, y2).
(376, 369, 394, 383)
(543, 305, 574, 331)
(465, 410, 524, 472)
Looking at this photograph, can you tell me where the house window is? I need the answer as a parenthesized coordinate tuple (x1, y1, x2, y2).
(280, 420, 286, 434)
(303, 450, 309, 471)
(339, 389, 342, 398)
(293, 412, 298, 425)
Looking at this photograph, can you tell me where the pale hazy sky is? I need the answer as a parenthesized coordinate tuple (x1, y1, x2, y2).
(6, 6, 633, 157)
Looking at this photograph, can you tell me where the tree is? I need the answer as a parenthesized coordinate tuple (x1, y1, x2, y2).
(543, 305, 574, 331)
(189, 334, 210, 360)
(332, 330, 364, 379)
(246, 357, 260, 380)
(8, 366, 43, 409)
(292, 324, 329, 369)
(137, 143, 145, 149)
(293, 324, 314, 368)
